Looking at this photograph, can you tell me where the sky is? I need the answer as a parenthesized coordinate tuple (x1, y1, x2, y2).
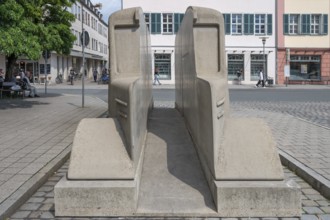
(90, 0, 122, 22)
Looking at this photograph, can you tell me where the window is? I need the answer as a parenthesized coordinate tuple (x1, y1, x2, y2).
(311, 14, 320, 34)
(144, 13, 150, 30)
(227, 54, 244, 80)
(162, 13, 173, 34)
(231, 14, 242, 34)
(289, 14, 299, 34)
(284, 14, 328, 35)
(154, 54, 171, 80)
(290, 55, 320, 80)
(255, 14, 265, 34)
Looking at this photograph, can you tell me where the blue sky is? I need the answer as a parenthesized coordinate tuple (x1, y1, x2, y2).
(90, 0, 122, 22)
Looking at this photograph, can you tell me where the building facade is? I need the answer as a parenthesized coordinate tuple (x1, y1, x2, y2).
(0, 0, 108, 83)
(277, 0, 330, 85)
(123, 0, 277, 85)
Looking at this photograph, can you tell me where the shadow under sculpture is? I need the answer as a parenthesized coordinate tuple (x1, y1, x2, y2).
(54, 7, 152, 216)
(175, 6, 301, 217)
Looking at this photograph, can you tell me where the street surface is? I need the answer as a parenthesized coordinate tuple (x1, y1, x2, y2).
(2, 82, 330, 219)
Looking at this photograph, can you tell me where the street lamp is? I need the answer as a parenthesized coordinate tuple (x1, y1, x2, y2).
(260, 37, 268, 84)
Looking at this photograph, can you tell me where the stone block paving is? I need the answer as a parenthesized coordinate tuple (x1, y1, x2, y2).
(8, 100, 330, 219)
(0, 94, 108, 219)
(8, 160, 330, 219)
(231, 101, 330, 183)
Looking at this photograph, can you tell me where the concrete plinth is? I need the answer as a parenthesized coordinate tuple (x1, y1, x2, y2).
(215, 180, 301, 217)
(55, 178, 136, 216)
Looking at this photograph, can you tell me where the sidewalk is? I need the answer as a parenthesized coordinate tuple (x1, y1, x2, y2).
(0, 93, 108, 219)
(1, 81, 330, 219)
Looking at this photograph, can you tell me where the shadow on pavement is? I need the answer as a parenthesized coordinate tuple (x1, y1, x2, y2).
(0, 93, 62, 110)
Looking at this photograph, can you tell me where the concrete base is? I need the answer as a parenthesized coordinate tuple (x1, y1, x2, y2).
(55, 178, 136, 216)
(215, 180, 301, 217)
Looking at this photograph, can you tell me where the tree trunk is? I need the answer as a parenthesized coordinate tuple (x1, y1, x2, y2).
(5, 54, 18, 82)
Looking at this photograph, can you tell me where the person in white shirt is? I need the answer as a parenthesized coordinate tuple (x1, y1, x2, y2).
(255, 70, 265, 88)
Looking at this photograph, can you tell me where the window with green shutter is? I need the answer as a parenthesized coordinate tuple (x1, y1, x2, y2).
(301, 14, 310, 34)
(174, 13, 184, 33)
(283, 14, 289, 34)
(223, 14, 231, 34)
(267, 14, 272, 35)
(151, 13, 161, 34)
(323, 14, 328, 34)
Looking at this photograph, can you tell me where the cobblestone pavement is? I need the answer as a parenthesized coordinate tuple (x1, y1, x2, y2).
(231, 101, 330, 183)
(9, 100, 330, 219)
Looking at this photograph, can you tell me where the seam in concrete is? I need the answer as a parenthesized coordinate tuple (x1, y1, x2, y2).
(279, 149, 330, 200)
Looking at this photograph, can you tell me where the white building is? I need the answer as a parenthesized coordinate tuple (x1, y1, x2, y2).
(123, 0, 276, 85)
(0, 0, 108, 83)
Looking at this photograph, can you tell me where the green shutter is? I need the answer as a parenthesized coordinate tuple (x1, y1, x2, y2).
(284, 14, 289, 34)
(301, 14, 310, 34)
(174, 13, 184, 33)
(323, 14, 328, 34)
(249, 14, 254, 34)
(223, 14, 231, 34)
(267, 14, 272, 35)
(151, 13, 161, 34)
(244, 14, 254, 35)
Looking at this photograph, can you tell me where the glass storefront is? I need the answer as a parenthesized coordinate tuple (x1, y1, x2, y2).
(155, 53, 171, 80)
(251, 54, 267, 81)
(227, 54, 244, 80)
(289, 55, 320, 80)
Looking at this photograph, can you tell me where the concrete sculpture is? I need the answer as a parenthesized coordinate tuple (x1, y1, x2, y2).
(55, 6, 301, 218)
(175, 6, 301, 216)
(55, 7, 152, 216)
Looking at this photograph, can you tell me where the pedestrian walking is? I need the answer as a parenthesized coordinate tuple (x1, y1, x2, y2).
(153, 67, 161, 85)
(93, 68, 98, 82)
(255, 69, 265, 88)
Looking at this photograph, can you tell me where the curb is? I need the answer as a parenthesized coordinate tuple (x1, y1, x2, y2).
(0, 110, 108, 220)
(279, 149, 330, 200)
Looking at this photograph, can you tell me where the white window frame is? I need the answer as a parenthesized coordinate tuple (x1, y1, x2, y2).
(231, 14, 242, 34)
(162, 13, 173, 34)
(255, 14, 266, 34)
(289, 14, 299, 34)
(311, 14, 321, 34)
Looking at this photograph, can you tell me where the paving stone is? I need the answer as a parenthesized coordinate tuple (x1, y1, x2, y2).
(27, 197, 45, 203)
(318, 214, 330, 220)
(39, 203, 54, 211)
(20, 203, 42, 211)
(321, 207, 330, 213)
(10, 211, 30, 218)
(302, 200, 318, 206)
(40, 211, 55, 218)
(303, 207, 325, 214)
(32, 191, 47, 197)
(316, 200, 330, 206)
(301, 215, 319, 220)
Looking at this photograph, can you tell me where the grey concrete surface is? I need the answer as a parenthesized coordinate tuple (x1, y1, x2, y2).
(0, 92, 108, 219)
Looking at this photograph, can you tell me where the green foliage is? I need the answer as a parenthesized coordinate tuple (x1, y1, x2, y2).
(0, 0, 76, 80)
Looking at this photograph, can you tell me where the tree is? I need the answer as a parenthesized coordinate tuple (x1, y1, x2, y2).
(0, 0, 76, 81)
